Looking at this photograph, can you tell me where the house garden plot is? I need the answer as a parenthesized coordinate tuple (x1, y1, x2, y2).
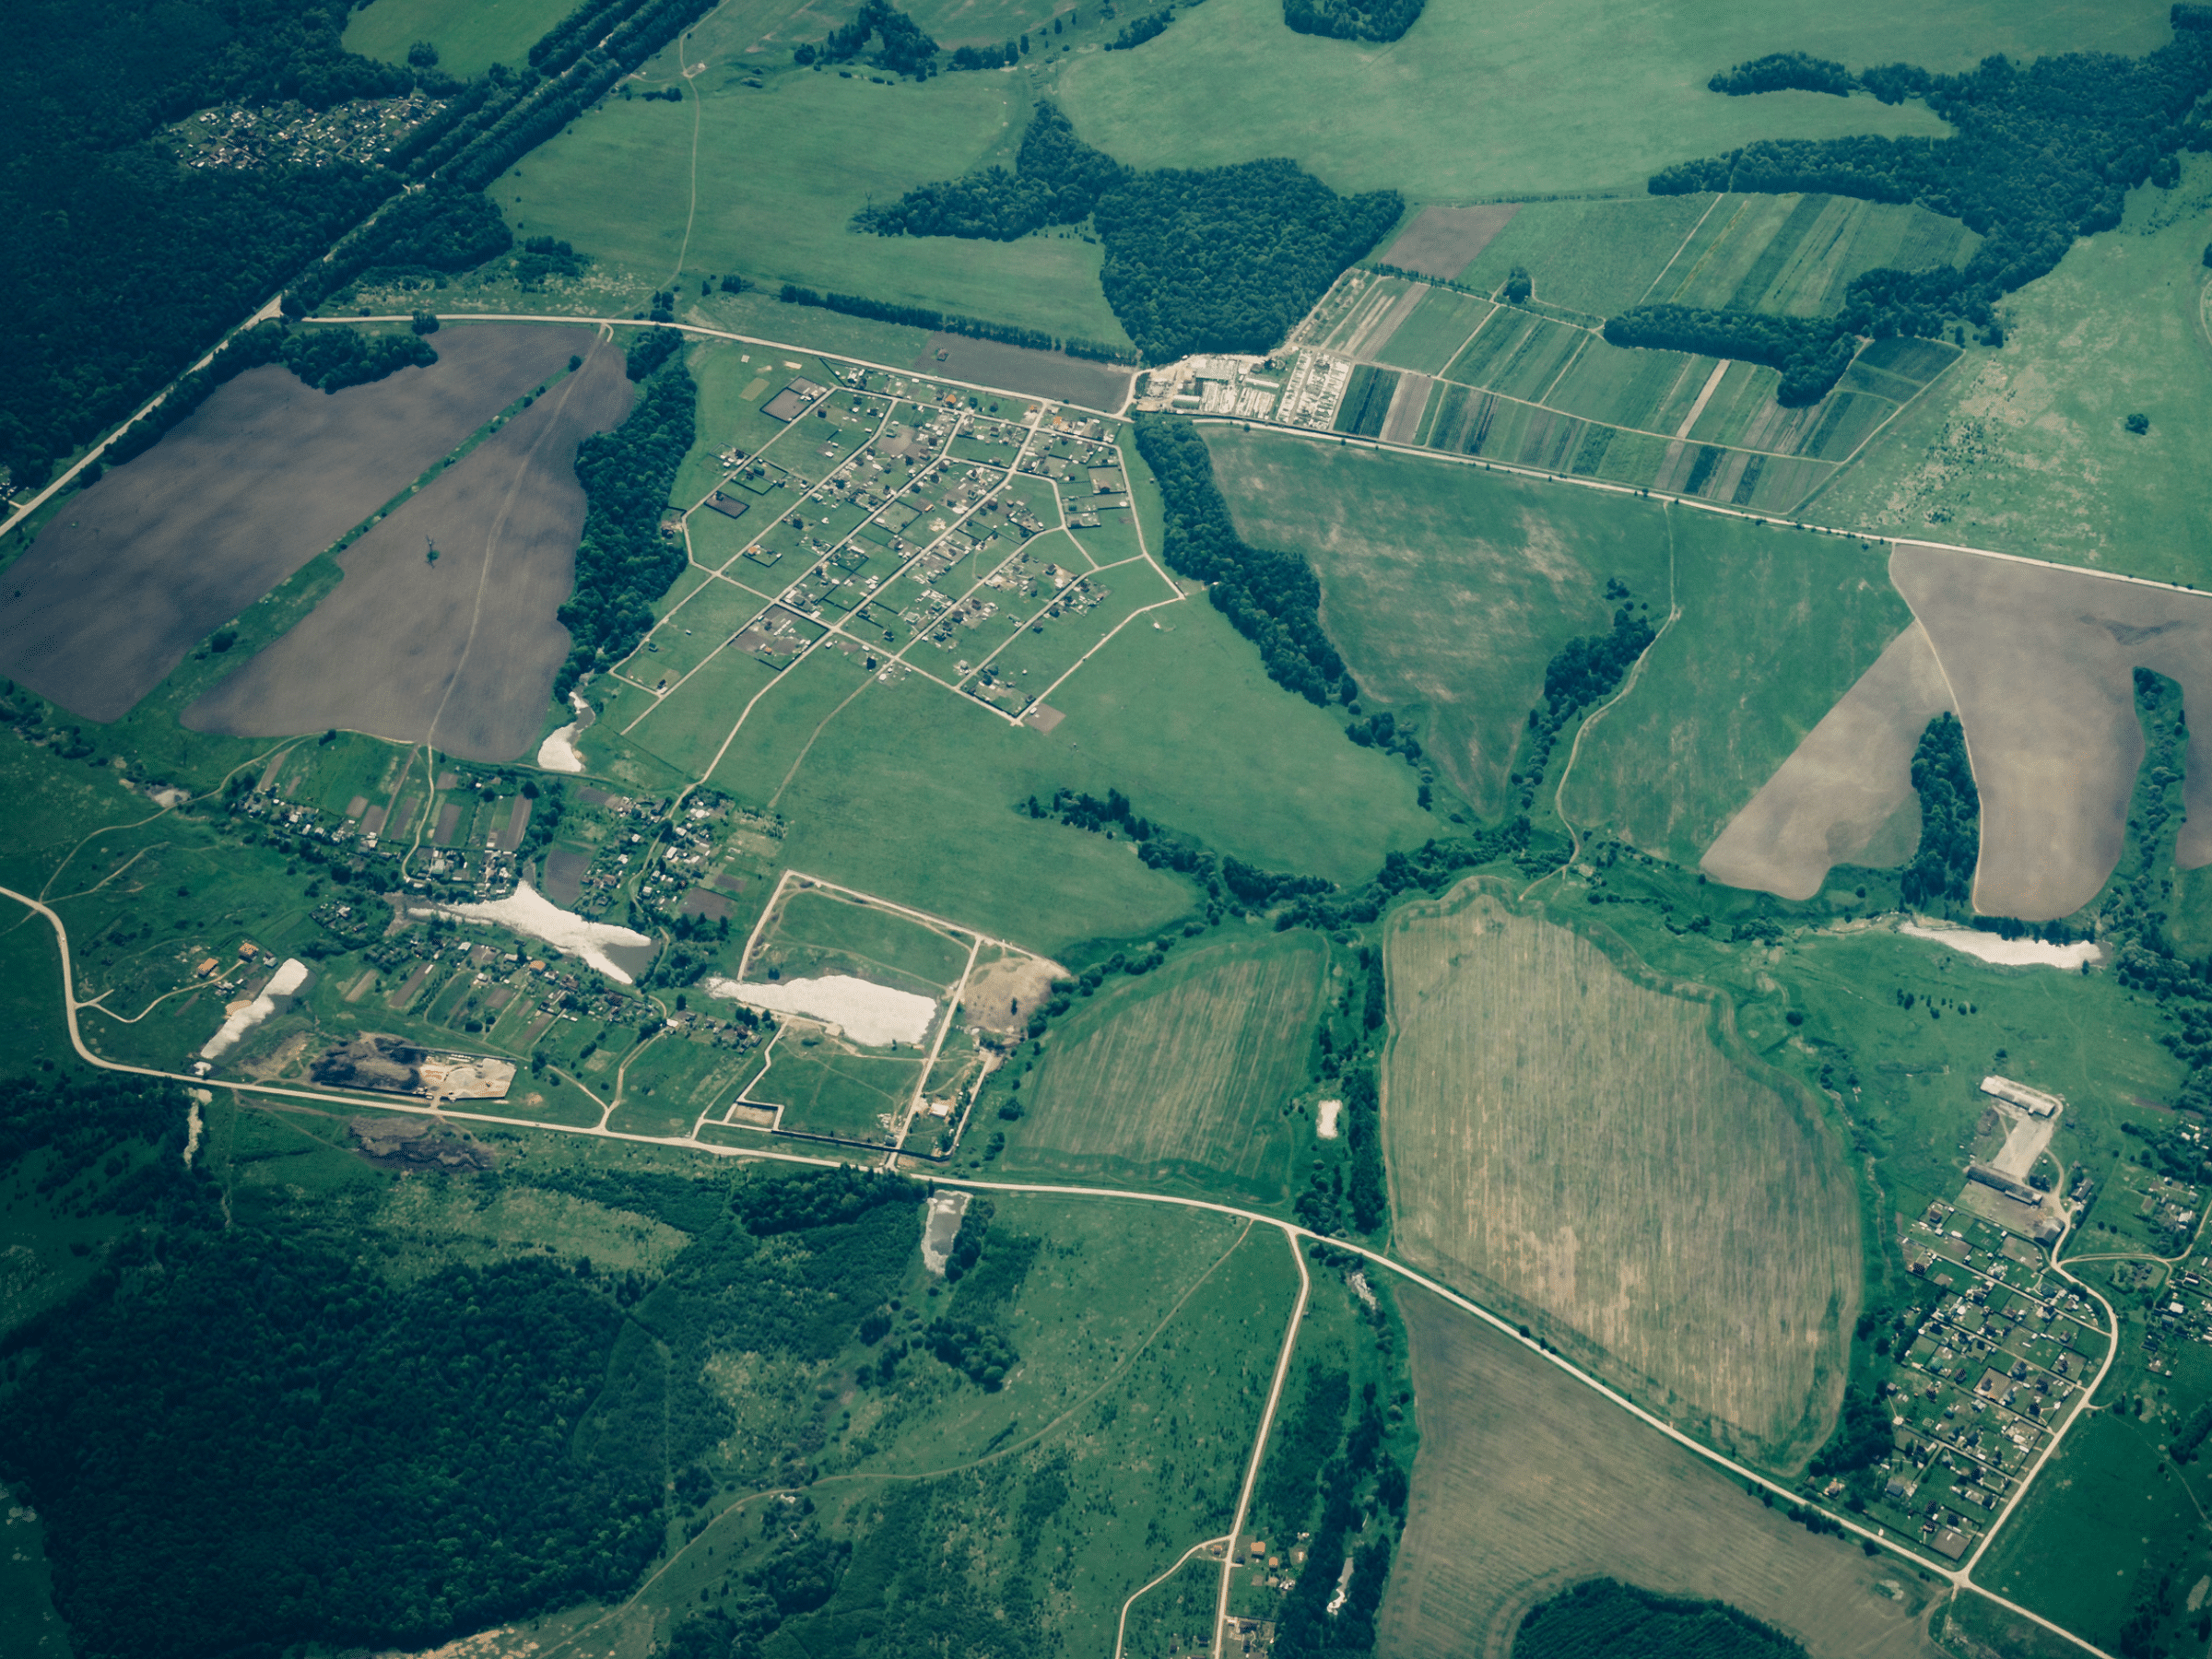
(1322, 275, 1414, 356)
(1372, 288, 1494, 376)
(740, 512, 818, 572)
(682, 506, 765, 580)
(966, 564, 1176, 708)
(992, 931, 1327, 1204)
(1068, 511, 1146, 570)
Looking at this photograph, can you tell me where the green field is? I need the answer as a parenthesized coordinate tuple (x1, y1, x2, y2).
(507, 61, 1133, 347)
(1382, 887, 1861, 1462)
(1202, 428, 1672, 815)
(1053, 0, 2157, 202)
(342, 0, 573, 78)
(1372, 288, 1494, 375)
(1817, 153, 2212, 584)
(994, 930, 1327, 1202)
(1560, 512, 1911, 865)
(1973, 1413, 2212, 1656)
(1450, 198, 1722, 317)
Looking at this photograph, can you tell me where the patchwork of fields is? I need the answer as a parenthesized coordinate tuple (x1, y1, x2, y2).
(1382, 888, 1860, 1460)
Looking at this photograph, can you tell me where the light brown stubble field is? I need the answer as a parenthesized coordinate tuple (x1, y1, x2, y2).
(1381, 884, 1860, 1462)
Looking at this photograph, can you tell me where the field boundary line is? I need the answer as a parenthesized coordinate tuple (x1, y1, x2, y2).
(1216, 1226, 1311, 1656)
(1521, 504, 1681, 899)
(1784, 346, 1970, 520)
(1639, 193, 1726, 303)
(0, 882, 2125, 1659)
(1673, 359, 1732, 439)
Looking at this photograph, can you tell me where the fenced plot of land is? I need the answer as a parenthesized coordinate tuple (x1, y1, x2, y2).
(1378, 1283, 1944, 1659)
(183, 337, 632, 762)
(1204, 429, 1670, 814)
(997, 932, 1326, 1203)
(1892, 541, 2212, 918)
(1382, 888, 1860, 1460)
(0, 324, 589, 723)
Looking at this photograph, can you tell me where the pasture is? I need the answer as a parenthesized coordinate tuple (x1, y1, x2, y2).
(183, 335, 632, 763)
(1559, 512, 1911, 869)
(0, 324, 584, 724)
(1377, 1283, 1946, 1659)
(1382, 887, 1861, 1461)
(1818, 151, 2212, 584)
(341, 0, 573, 78)
(994, 931, 1327, 1203)
(1201, 427, 1671, 814)
(1051, 0, 2161, 202)
(506, 67, 1133, 348)
(1889, 540, 2212, 919)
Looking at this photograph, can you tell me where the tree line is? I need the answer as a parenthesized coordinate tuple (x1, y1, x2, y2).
(776, 283, 1138, 362)
(1602, 304, 1856, 406)
(1282, 0, 1424, 43)
(1899, 712, 1977, 910)
(556, 348, 696, 699)
(1708, 52, 1856, 97)
(1657, 15, 2212, 339)
(856, 102, 1401, 361)
(1515, 1579, 1809, 1659)
(1132, 417, 1349, 704)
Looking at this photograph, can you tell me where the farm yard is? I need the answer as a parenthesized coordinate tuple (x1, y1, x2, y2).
(992, 930, 1329, 1203)
(183, 335, 633, 762)
(1382, 887, 1861, 1461)
(0, 324, 590, 723)
(1379, 1284, 1947, 1659)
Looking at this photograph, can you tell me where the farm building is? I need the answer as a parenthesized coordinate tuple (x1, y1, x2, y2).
(1966, 1162, 2041, 1205)
(1981, 1075, 2063, 1117)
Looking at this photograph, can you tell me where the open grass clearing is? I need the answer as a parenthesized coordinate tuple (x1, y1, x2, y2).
(1204, 428, 1671, 814)
(1559, 512, 1911, 868)
(341, 0, 574, 78)
(507, 68, 1132, 349)
(1378, 1281, 1945, 1659)
(1819, 154, 2212, 583)
(994, 930, 1327, 1204)
(1382, 886, 1861, 1461)
(0, 324, 587, 724)
(183, 336, 631, 764)
(755, 884, 972, 994)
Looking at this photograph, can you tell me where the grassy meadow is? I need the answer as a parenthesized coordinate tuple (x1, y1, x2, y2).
(1382, 886, 1862, 1463)
(1817, 155, 2212, 585)
(1052, 0, 2156, 201)
(343, 0, 574, 77)
(1201, 427, 1672, 815)
(1562, 512, 1911, 866)
(992, 930, 1327, 1202)
(506, 61, 1132, 347)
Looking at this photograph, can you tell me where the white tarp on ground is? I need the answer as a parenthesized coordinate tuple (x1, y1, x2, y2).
(1899, 923, 2101, 971)
(200, 958, 310, 1060)
(703, 974, 937, 1046)
(419, 880, 650, 982)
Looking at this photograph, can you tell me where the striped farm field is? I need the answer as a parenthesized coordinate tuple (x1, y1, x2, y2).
(994, 931, 1327, 1203)
(1381, 886, 1860, 1463)
(1374, 289, 1496, 375)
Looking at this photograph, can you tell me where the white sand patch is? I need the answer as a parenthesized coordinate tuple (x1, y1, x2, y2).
(183, 1102, 203, 1168)
(1316, 1099, 1343, 1139)
(200, 959, 310, 1060)
(703, 974, 937, 1046)
(535, 692, 594, 773)
(417, 880, 650, 982)
(1899, 923, 2100, 971)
